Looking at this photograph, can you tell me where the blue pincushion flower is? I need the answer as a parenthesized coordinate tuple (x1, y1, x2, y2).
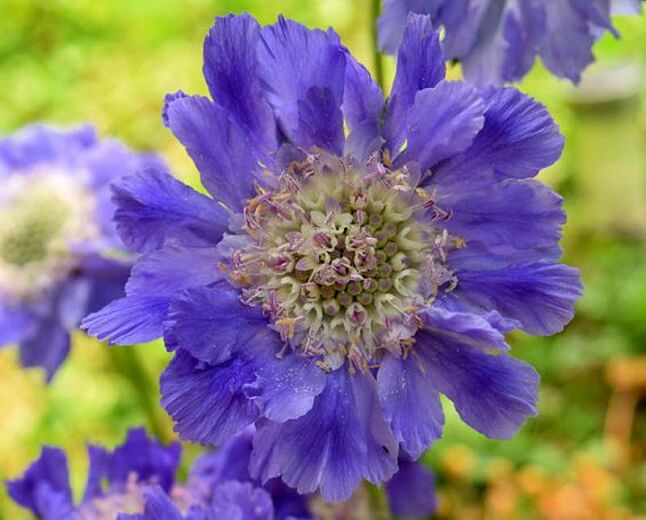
(7, 428, 181, 519)
(0, 124, 163, 381)
(379, 0, 645, 84)
(83, 13, 581, 502)
(6, 428, 434, 519)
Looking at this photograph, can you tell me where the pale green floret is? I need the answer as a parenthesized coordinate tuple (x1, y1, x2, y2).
(0, 173, 97, 299)
(232, 152, 461, 370)
(77, 473, 196, 519)
(0, 197, 70, 267)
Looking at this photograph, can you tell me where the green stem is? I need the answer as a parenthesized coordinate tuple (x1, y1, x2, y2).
(370, 0, 385, 92)
(366, 482, 392, 520)
(108, 346, 170, 443)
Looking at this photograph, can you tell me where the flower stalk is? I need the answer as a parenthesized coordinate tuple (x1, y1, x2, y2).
(366, 482, 392, 520)
(370, 0, 385, 91)
(108, 345, 170, 443)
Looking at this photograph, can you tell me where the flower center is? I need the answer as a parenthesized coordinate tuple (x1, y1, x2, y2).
(0, 172, 97, 299)
(77, 474, 195, 520)
(229, 151, 461, 370)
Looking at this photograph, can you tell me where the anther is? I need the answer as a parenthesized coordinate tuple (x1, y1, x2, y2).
(368, 214, 383, 227)
(384, 241, 398, 257)
(323, 299, 341, 316)
(347, 281, 362, 296)
(337, 292, 353, 307)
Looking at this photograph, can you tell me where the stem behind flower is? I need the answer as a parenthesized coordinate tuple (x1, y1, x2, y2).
(108, 346, 171, 444)
(370, 0, 385, 91)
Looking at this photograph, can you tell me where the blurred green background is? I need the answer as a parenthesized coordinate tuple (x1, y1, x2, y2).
(0, 1, 644, 518)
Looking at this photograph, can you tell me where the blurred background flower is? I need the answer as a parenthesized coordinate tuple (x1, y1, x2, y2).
(377, 0, 645, 84)
(0, 123, 162, 382)
(0, 1, 644, 518)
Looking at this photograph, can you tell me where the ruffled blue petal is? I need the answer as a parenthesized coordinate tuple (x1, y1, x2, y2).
(297, 86, 346, 155)
(377, 353, 444, 459)
(19, 312, 70, 383)
(420, 306, 511, 349)
(446, 257, 582, 335)
(344, 120, 383, 163)
(84, 428, 180, 500)
(125, 245, 223, 300)
(83, 444, 110, 501)
(0, 302, 35, 346)
(167, 283, 324, 421)
(386, 459, 436, 518)
(82, 296, 171, 345)
(203, 14, 277, 157)
(165, 95, 258, 212)
(438, 178, 566, 255)
(433, 87, 564, 184)
(416, 307, 539, 438)
(188, 429, 254, 497)
(79, 255, 131, 316)
(441, 1, 511, 85)
(396, 80, 485, 172)
(384, 13, 446, 153)
(166, 285, 270, 365)
(250, 369, 398, 503)
(110, 428, 180, 491)
(211, 481, 274, 520)
(112, 168, 229, 253)
(342, 50, 384, 160)
(6, 447, 74, 520)
(247, 349, 326, 424)
(500, 1, 544, 83)
(85, 140, 167, 249)
(378, 0, 443, 54)
(55, 278, 91, 331)
(162, 91, 188, 127)
(84, 242, 224, 347)
(258, 17, 346, 155)
(0, 124, 96, 172)
(612, 0, 644, 14)
(160, 350, 262, 445)
(540, 2, 596, 83)
(188, 432, 310, 520)
(377, 307, 508, 459)
(83, 138, 167, 191)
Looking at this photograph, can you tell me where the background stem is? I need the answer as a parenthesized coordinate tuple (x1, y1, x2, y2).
(370, 0, 385, 91)
(366, 482, 392, 519)
(108, 346, 170, 443)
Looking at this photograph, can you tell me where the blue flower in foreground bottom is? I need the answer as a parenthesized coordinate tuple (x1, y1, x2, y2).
(7, 428, 181, 519)
(6, 428, 434, 519)
(0, 124, 162, 381)
(83, 13, 581, 501)
(379, 0, 645, 84)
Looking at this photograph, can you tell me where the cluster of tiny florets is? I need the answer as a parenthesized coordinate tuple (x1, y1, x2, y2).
(77, 473, 195, 520)
(0, 172, 97, 299)
(227, 151, 462, 370)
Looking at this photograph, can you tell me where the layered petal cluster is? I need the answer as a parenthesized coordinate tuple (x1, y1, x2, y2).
(379, 0, 645, 84)
(6, 428, 434, 519)
(84, 13, 581, 502)
(7, 428, 181, 519)
(0, 124, 163, 380)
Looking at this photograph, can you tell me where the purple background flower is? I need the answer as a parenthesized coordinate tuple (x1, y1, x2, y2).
(379, 0, 645, 84)
(7, 427, 435, 519)
(0, 124, 164, 381)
